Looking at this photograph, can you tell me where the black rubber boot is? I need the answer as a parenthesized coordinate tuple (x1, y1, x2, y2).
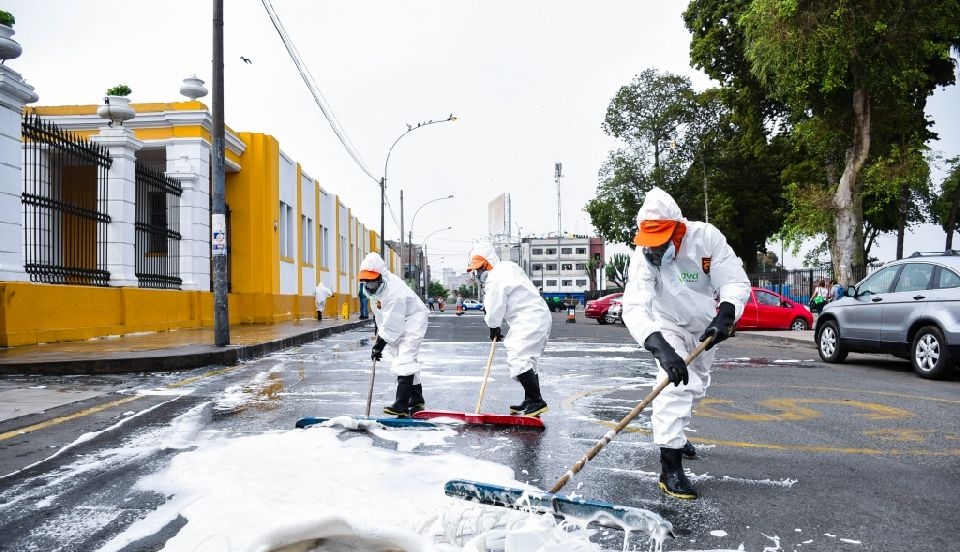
(515, 370, 547, 417)
(682, 441, 697, 458)
(408, 383, 425, 414)
(659, 447, 698, 499)
(317, 310, 322, 321)
(509, 371, 539, 413)
(383, 375, 414, 417)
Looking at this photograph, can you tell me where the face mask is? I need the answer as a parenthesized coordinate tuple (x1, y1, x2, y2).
(643, 242, 676, 267)
(477, 270, 489, 284)
(363, 279, 383, 296)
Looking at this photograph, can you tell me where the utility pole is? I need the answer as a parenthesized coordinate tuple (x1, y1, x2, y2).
(211, 0, 229, 346)
(555, 162, 562, 294)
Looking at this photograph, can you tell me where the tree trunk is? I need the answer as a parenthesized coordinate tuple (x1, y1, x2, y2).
(833, 88, 870, 285)
(896, 182, 909, 259)
(946, 182, 960, 250)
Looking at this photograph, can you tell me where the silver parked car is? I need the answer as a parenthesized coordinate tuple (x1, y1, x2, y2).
(815, 251, 960, 379)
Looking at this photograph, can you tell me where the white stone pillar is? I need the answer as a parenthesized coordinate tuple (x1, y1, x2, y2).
(92, 127, 142, 287)
(166, 148, 211, 291)
(0, 65, 38, 282)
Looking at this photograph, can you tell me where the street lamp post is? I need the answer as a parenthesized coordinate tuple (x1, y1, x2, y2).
(409, 194, 453, 287)
(421, 226, 451, 300)
(380, 115, 457, 258)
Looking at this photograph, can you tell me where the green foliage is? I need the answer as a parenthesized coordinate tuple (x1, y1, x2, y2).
(605, 253, 630, 289)
(930, 157, 960, 248)
(427, 280, 448, 299)
(105, 84, 132, 97)
(456, 284, 476, 299)
(0, 11, 14, 27)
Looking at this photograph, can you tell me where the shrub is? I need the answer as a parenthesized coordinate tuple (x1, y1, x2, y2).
(105, 84, 132, 97)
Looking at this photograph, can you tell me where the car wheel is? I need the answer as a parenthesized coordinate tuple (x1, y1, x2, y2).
(597, 314, 608, 325)
(816, 320, 848, 363)
(603, 314, 616, 324)
(790, 318, 809, 331)
(911, 326, 953, 380)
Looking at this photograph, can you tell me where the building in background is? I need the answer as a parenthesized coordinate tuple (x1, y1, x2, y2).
(0, 67, 398, 346)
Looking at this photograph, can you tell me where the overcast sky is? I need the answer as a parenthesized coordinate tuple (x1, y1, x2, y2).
(7, 0, 959, 272)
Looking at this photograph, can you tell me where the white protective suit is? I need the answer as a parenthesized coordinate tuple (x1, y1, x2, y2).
(314, 282, 333, 313)
(359, 252, 429, 380)
(471, 241, 553, 379)
(620, 187, 750, 449)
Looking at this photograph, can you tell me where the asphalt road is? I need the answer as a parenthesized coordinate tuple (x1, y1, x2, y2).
(0, 311, 957, 551)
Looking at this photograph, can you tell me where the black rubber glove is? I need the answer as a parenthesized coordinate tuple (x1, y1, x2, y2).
(699, 302, 736, 350)
(644, 331, 688, 386)
(489, 327, 503, 342)
(371, 336, 387, 361)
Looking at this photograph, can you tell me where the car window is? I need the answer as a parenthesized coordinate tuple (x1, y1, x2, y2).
(937, 267, 960, 288)
(858, 265, 899, 295)
(893, 263, 933, 292)
(755, 290, 780, 306)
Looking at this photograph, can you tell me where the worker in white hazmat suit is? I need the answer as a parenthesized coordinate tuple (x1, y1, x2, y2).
(357, 252, 430, 417)
(314, 281, 333, 321)
(467, 241, 552, 416)
(620, 187, 750, 500)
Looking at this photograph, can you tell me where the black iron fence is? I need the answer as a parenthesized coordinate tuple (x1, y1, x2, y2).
(134, 163, 182, 289)
(21, 113, 112, 286)
(747, 265, 880, 306)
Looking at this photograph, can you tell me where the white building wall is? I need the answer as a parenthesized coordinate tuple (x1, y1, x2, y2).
(336, 201, 349, 295)
(278, 151, 298, 295)
(317, 187, 335, 290)
(165, 139, 211, 291)
(300, 171, 316, 292)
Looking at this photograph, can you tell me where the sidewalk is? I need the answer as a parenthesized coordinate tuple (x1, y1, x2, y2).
(0, 316, 373, 375)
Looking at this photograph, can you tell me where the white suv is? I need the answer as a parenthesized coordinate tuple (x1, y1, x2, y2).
(815, 251, 960, 379)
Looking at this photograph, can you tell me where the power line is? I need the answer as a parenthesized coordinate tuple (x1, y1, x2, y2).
(261, 0, 378, 183)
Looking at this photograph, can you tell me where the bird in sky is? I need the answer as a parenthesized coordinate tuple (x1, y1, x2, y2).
(240, 56, 252, 64)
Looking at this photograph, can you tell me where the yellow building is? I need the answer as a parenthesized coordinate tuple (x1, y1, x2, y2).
(0, 73, 397, 347)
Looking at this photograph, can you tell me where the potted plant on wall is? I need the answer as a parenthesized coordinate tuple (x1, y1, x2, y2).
(0, 10, 23, 62)
(97, 84, 135, 127)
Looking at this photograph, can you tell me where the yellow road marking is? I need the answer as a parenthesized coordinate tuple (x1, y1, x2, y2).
(563, 385, 960, 456)
(0, 364, 241, 442)
(695, 398, 913, 422)
(0, 396, 140, 441)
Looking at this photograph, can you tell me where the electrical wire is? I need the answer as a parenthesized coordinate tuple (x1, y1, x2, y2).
(261, 0, 378, 183)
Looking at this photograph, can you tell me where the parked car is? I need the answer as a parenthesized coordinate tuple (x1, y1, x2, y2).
(461, 298, 484, 311)
(606, 298, 623, 324)
(736, 287, 813, 331)
(814, 251, 960, 379)
(584, 292, 623, 324)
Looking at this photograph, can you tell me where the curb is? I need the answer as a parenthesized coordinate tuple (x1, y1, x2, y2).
(736, 331, 816, 348)
(0, 320, 373, 376)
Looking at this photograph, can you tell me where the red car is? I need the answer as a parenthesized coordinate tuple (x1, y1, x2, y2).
(736, 287, 813, 331)
(584, 292, 623, 324)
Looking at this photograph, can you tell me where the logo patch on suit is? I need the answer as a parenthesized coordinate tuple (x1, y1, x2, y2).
(702, 257, 712, 274)
(376, 300, 382, 309)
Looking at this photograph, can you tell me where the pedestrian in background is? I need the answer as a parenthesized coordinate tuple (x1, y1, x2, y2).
(828, 279, 844, 302)
(467, 240, 552, 416)
(427, 296, 435, 311)
(810, 280, 829, 313)
(620, 186, 750, 500)
(357, 252, 429, 417)
(455, 293, 464, 316)
(314, 281, 333, 321)
(358, 283, 369, 320)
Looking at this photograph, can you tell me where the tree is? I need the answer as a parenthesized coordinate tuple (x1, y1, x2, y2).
(930, 157, 960, 249)
(427, 281, 447, 299)
(456, 284, 476, 299)
(605, 253, 630, 288)
(585, 256, 602, 290)
(737, 0, 960, 283)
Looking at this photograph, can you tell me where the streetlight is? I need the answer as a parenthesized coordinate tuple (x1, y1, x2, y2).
(379, 114, 457, 257)
(408, 194, 454, 285)
(421, 226, 451, 300)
